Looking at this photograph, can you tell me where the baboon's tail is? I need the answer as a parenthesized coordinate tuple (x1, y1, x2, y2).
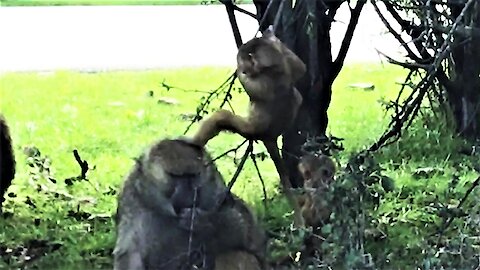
(0, 114, 15, 210)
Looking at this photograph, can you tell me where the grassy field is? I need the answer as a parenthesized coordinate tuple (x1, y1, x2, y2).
(0, 0, 252, 6)
(0, 64, 479, 268)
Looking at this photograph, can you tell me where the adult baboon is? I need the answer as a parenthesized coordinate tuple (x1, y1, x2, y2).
(113, 138, 267, 270)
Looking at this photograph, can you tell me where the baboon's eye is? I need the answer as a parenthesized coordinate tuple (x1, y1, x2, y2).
(247, 52, 254, 60)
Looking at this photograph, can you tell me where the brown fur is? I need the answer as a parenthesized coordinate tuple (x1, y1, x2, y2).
(214, 194, 268, 270)
(192, 29, 305, 145)
(215, 251, 263, 270)
(192, 29, 307, 227)
(0, 114, 15, 212)
(297, 154, 336, 228)
(113, 138, 267, 270)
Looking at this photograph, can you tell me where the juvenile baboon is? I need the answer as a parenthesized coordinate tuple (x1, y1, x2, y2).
(192, 27, 305, 145)
(0, 114, 15, 212)
(192, 27, 307, 227)
(113, 138, 267, 270)
(297, 154, 336, 228)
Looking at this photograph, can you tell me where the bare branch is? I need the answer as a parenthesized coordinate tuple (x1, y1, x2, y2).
(220, 0, 243, 48)
(371, 0, 422, 62)
(332, 0, 367, 79)
(432, 24, 480, 38)
(183, 71, 237, 135)
(436, 176, 480, 236)
(215, 140, 255, 210)
(250, 152, 268, 211)
(233, 5, 257, 19)
(375, 49, 429, 70)
(209, 139, 248, 163)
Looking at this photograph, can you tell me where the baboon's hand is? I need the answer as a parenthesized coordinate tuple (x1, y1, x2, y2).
(178, 208, 214, 234)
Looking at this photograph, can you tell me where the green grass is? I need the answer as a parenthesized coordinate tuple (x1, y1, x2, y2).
(0, 0, 252, 6)
(0, 64, 478, 268)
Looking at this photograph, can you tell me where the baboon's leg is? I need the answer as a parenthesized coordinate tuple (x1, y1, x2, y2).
(192, 110, 256, 146)
(263, 140, 305, 228)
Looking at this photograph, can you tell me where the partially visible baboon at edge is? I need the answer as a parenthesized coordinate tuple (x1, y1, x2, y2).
(0, 114, 15, 212)
(113, 138, 267, 270)
(297, 154, 336, 228)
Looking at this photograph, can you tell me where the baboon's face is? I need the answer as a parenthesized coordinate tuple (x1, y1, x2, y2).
(143, 139, 221, 215)
(304, 167, 334, 189)
(168, 174, 214, 215)
(237, 38, 285, 78)
(299, 155, 336, 189)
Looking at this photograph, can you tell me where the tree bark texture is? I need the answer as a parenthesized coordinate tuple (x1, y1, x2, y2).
(448, 1, 480, 138)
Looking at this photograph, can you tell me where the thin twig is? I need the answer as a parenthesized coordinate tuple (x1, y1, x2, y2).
(161, 80, 213, 94)
(215, 140, 254, 210)
(226, 140, 254, 192)
(438, 176, 480, 234)
(209, 139, 248, 163)
(233, 5, 256, 19)
(218, 73, 238, 110)
(250, 151, 268, 211)
(183, 72, 236, 135)
(73, 149, 89, 179)
(187, 187, 198, 265)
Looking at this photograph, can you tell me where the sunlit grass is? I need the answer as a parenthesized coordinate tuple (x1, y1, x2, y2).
(0, 64, 475, 268)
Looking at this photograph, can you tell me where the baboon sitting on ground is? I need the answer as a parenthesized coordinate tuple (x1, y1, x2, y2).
(113, 138, 267, 270)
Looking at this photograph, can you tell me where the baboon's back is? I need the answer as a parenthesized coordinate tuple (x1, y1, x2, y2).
(0, 115, 15, 207)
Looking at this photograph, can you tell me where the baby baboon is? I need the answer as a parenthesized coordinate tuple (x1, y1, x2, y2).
(0, 114, 15, 212)
(297, 154, 336, 228)
(192, 27, 307, 227)
(113, 138, 267, 270)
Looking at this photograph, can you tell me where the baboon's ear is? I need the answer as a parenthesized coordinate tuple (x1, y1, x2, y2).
(263, 25, 279, 42)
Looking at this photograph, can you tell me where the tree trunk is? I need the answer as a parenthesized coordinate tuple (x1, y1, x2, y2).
(447, 1, 480, 138)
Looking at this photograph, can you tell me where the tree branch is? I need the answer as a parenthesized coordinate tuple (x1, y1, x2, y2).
(220, 0, 243, 48)
(371, 0, 422, 62)
(233, 5, 257, 19)
(332, 0, 367, 79)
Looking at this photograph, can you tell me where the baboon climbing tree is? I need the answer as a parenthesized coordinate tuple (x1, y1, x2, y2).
(240, 0, 367, 186)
